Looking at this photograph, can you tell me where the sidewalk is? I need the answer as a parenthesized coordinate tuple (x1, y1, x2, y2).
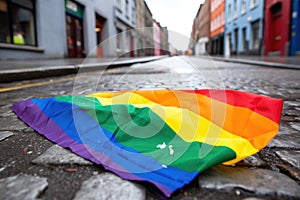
(208, 55, 300, 69)
(0, 56, 166, 83)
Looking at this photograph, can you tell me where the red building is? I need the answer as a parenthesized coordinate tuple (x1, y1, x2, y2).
(264, 0, 291, 56)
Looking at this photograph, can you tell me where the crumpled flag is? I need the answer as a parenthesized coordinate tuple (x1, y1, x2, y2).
(12, 89, 283, 197)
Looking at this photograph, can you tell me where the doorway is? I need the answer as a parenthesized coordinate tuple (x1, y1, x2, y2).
(95, 15, 106, 58)
(270, 2, 282, 52)
(66, 14, 84, 58)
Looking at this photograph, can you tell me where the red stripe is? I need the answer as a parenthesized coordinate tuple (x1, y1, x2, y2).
(182, 89, 283, 124)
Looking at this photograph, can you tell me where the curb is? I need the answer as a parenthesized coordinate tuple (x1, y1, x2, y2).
(0, 56, 167, 83)
(211, 57, 300, 70)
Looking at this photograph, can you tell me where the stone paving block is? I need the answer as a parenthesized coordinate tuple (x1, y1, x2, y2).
(32, 144, 92, 165)
(73, 173, 146, 200)
(0, 131, 13, 141)
(236, 155, 266, 167)
(0, 116, 28, 131)
(289, 122, 300, 132)
(276, 150, 300, 170)
(268, 134, 300, 148)
(198, 165, 300, 198)
(0, 174, 48, 200)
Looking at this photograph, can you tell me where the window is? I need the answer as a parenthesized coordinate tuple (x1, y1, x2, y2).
(116, 0, 121, 10)
(132, 5, 135, 24)
(250, 0, 257, 9)
(116, 28, 122, 49)
(228, 4, 232, 22)
(241, 0, 246, 14)
(125, 0, 129, 17)
(0, 0, 36, 46)
(233, 0, 237, 19)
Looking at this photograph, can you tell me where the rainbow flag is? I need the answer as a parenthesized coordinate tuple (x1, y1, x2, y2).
(12, 89, 282, 197)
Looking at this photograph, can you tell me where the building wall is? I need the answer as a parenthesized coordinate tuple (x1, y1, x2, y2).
(136, 0, 146, 56)
(198, 0, 211, 54)
(144, 1, 154, 56)
(114, 0, 136, 57)
(160, 27, 169, 54)
(0, 0, 115, 59)
(76, 0, 115, 57)
(264, 0, 291, 56)
(199, 0, 211, 39)
(153, 20, 161, 56)
(210, 0, 225, 38)
(210, 0, 225, 55)
(224, 0, 264, 56)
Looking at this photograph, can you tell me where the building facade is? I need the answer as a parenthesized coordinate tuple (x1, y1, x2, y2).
(144, 1, 154, 56)
(289, 0, 300, 56)
(0, 0, 116, 59)
(210, 0, 225, 55)
(264, 0, 291, 56)
(224, 0, 264, 56)
(114, 0, 136, 57)
(153, 20, 161, 56)
(160, 26, 169, 55)
(198, 0, 211, 55)
(135, 0, 146, 56)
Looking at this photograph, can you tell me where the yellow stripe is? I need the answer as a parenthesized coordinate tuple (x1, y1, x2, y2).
(88, 92, 260, 164)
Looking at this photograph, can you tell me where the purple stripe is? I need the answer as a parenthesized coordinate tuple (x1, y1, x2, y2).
(12, 100, 172, 196)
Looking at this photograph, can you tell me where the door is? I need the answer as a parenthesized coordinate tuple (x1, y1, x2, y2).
(130, 34, 134, 57)
(270, 3, 282, 52)
(66, 14, 84, 58)
(96, 15, 106, 58)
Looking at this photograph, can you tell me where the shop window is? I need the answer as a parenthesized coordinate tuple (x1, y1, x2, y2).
(0, 0, 36, 46)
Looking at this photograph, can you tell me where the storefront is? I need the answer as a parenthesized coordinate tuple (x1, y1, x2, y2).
(0, 0, 36, 46)
(65, 0, 84, 58)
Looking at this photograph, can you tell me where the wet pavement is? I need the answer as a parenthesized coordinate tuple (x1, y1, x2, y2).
(0, 56, 300, 200)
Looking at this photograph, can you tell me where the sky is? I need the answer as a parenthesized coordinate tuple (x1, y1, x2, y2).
(145, 0, 205, 51)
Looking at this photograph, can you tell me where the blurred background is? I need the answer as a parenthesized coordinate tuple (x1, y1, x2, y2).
(0, 0, 299, 59)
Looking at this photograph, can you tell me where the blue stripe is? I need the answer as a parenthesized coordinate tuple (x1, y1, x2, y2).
(32, 98, 198, 192)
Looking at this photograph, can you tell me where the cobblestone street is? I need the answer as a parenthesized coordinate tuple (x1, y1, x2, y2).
(0, 56, 300, 200)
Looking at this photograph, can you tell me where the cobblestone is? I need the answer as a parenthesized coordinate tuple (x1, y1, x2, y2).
(32, 145, 93, 165)
(276, 150, 300, 170)
(198, 165, 300, 198)
(73, 173, 146, 200)
(0, 174, 48, 200)
(236, 155, 267, 168)
(0, 131, 13, 141)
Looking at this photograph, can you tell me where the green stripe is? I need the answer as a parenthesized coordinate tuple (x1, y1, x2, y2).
(56, 96, 236, 172)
